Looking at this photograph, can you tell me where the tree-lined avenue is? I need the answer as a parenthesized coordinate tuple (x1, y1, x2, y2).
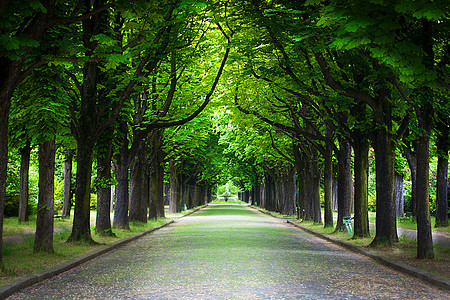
(8, 205, 449, 299)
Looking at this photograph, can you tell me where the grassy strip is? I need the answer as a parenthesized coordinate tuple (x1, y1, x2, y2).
(210, 199, 248, 205)
(0, 218, 169, 286)
(3, 216, 75, 236)
(295, 219, 450, 281)
(165, 205, 206, 219)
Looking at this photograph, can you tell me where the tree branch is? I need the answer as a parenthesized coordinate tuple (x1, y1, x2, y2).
(313, 52, 378, 109)
(49, 3, 114, 26)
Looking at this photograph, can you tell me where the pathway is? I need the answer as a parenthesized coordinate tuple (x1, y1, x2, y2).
(8, 205, 450, 299)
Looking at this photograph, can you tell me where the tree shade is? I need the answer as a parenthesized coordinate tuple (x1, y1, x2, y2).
(0, 0, 448, 270)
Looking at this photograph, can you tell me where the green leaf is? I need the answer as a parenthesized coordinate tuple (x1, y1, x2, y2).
(29, 0, 47, 13)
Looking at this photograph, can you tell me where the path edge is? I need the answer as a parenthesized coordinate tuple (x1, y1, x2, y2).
(0, 219, 175, 299)
(250, 206, 450, 292)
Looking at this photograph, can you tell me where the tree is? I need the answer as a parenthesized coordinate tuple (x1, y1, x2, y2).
(34, 138, 55, 253)
(0, 0, 112, 267)
(435, 111, 449, 228)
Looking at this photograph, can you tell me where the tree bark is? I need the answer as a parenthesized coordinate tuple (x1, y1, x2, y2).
(435, 113, 449, 227)
(353, 139, 370, 237)
(0, 60, 20, 268)
(305, 149, 322, 223)
(148, 129, 166, 219)
(62, 149, 73, 218)
(34, 139, 55, 253)
(371, 127, 398, 245)
(252, 181, 261, 207)
(335, 137, 352, 232)
(416, 133, 434, 258)
(435, 157, 448, 227)
(323, 144, 334, 228)
(67, 141, 95, 243)
(332, 177, 338, 212)
(148, 159, 159, 219)
(18, 141, 31, 223)
(403, 141, 417, 216)
(415, 20, 434, 258)
(95, 137, 114, 236)
(67, 54, 100, 243)
(156, 160, 166, 218)
(129, 142, 149, 223)
(169, 160, 182, 213)
(67, 0, 107, 243)
(113, 120, 131, 229)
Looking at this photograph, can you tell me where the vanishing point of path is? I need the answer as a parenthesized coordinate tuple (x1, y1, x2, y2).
(8, 205, 450, 299)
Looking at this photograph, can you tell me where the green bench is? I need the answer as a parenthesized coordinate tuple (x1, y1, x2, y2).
(343, 216, 353, 236)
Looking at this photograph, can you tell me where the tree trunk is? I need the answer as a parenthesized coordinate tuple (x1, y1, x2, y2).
(95, 137, 114, 236)
(62, 149, 73, 218)
(169, 160, 182, 213)
(323, 145, 333, 228)
(0, 67, 16, 267)
(34, 139, 55, 253)
(371, 127, 398, 245)
(335, 137, 352, 232)
(194, 185, 201, 207)
(332, 177, 338, 211)
(148, 163, 159, 220)
(253, 181, 261, 207)
(207, 187, 212, 204)
(353, 140, 370, 237)
(264, 172, 276, 212)
(18, 141, 31, 223)
(298, 168, 309, 220)
(313, 152, 322, 223)
(129, 143, 148, 223)
(416, 133, 434, 258)
(435, 157, 448, 227)
(311, 164, 322, 224)
(148, 129, 165, 219)
(415, 20, 434, 258)
(181, 180, 188, 210)
(304, 149, 322, 223)
(0, 0, 56, 266)
(403, 142, 417, 216)
(156, 159, 166, 218)
(435, 113, 449, 227)
(113, 121, 130, 229)
(68, 1, 105, 243)
(200, 187, 207, 206)
(67, 141, 95, 243)
(113, 156, 130, 229)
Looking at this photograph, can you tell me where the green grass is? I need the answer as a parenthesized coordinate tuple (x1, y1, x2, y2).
(0, 217, 172, 286)
(3, 211, 78, 236)
(320, 209, 449, 233)
(165, 205, 207, 219)
(254, 207, 291, 218)
(293, 218, 450, 280)
(211, 198, 248, 205)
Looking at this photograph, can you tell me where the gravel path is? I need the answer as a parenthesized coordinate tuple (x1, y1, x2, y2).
(8, 205, 450, 299)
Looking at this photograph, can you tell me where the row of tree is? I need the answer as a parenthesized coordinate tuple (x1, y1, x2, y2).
(0, 1, 448, 276)
(0, 0, 233, 270)
(214, 0, 449, 260)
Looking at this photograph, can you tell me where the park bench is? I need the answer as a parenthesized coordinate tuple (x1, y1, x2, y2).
(343, 216, 353, 236)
